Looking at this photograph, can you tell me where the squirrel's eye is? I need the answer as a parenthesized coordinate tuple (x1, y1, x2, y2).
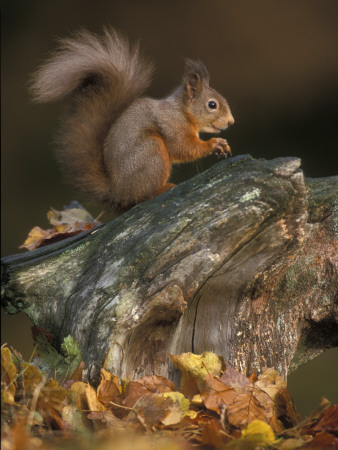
(208, 100, 218, 110)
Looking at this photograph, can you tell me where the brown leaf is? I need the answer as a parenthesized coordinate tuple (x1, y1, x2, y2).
(135, 375, 176, 393)
(305, 404, 338, 435)
(123, 375, 176, 409)
(306, 432, 338, 448)
(98, 379, 123, 409)
(31, 326, 54, 345)
(67, 360, 85, 384)
(227, 392, 268, 428)
(87, 410, 124, 429)
(199, 374, 237, 413)
(255, 368, 285, 401)
(220, 363, 251, 392)
(123, 381, 151, 409)
(40, 379, 68, 414)
(37, 379, 69, 429)
(20, 204, 102, 251)
(201, 418, 228, 447)
(277, 387, 302, 427)
(160, 401, 183, 426)
(133, 394, 173, 429)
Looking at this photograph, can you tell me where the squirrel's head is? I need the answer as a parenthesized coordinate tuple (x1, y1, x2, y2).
(182, 59, 234, 134)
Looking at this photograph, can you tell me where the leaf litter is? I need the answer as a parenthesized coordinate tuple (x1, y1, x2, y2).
(1, 343, 337, 449)
(19, 202, 103, 251)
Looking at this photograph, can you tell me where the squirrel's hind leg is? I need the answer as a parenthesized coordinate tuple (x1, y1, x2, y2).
(111, 134, 172, 209)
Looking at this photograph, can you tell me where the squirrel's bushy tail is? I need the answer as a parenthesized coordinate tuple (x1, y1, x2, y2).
(31, 28, 153, 204)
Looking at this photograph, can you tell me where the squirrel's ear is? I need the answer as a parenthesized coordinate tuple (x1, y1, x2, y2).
(183, 59, 210, 100)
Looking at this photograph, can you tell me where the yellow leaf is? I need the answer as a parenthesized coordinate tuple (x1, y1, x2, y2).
(241, 420, 275, 443)
(100, 368, 113, 381)
(185, 410, 198, 419)
(1, 347, 17, 404)
(41, 379, 68, 414)
(2, 390, 16, 405)
(161, 391, 190, 417)
(22, 362, 43, 396)
(70, 381, 88, 411)
(170, 352, 222, 380)
(19, 226, 52, 250)
(191, 394, 203, 405)
(1, 347, 17, 382)
(85, 383, 106, 412)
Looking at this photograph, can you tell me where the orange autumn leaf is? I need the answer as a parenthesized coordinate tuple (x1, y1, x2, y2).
(199, 374, 237, 413)
(97, 379, 123, 409)
(20, 203, 102, 251)
(227, 392, 268, 428)
(1, 347, 18, 405)
(85, 383, 106, 412)
(123, 375, 176, 409)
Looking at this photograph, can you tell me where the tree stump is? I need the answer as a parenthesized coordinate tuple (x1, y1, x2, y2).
(2, 155, 337, 385)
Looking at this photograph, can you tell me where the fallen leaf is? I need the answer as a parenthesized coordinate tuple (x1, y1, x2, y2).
(22, 362, 43, 396)
(20, 202, 102, 251)
(62, 404, 86, 432)
(87, 410, 124, 430)
(123, 375, 176, 409)
(160, 401, 182, 426)
(304, 404, 338, 435)
(98, 379, 123, 409)
(1, 347, 18, 404)
(47, 206, 94, 226)
(161, 392, 191, 419)
(277, 438, 309, 449)
(220, 362, 251, 392)
(306, 432, 338, 448)
(36, 379, 69, 429)
(227, 393, 268, 428)
(19, 226, 52, 251)
(241, 420, 275, 443)
(199, 374, 237, 413)
(123, 381, 152, 409)
(170, 352, 223, 380)
(85, 383, 106, 412)
(201, 417, 228, 448)
(170, 351, 223, 398)
(135, 375, 176, 393)
(69, 381, 89, 411)
(133, 394, 173, 429)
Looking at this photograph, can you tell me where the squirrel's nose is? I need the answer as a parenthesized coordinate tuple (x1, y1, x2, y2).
(227, 116, 235, 127)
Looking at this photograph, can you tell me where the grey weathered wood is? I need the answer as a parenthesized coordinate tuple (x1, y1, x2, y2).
(1, 155, 337, 384)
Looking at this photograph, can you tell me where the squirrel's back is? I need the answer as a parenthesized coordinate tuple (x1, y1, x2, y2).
(31, 28, 153, 204)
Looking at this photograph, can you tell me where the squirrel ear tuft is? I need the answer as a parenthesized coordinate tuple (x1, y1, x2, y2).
(183, 59, 210, 100)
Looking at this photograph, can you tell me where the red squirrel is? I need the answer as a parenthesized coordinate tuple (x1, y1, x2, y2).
(31, 28, 234, 210)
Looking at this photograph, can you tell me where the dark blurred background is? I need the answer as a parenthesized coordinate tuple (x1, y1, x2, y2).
(1, 0, 337, 416)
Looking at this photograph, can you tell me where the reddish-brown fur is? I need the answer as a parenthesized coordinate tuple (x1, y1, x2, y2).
(31, 28, 234, 210)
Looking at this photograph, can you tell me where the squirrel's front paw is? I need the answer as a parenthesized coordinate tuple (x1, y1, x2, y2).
(212, 138, 232, 158)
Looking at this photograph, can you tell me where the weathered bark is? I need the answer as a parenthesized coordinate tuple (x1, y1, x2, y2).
(1, 155, 337, 384)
